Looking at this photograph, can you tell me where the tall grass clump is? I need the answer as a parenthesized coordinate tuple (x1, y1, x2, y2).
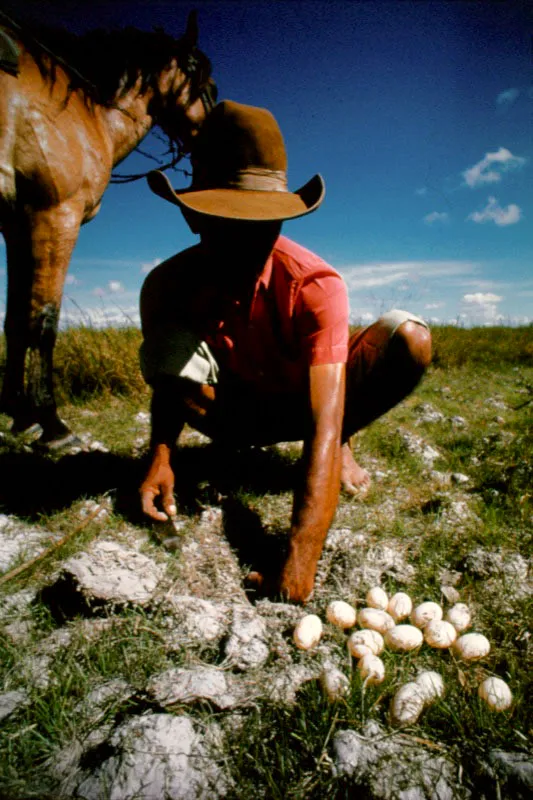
(430, 324, 533, 369)
(52, 326, 147, 403)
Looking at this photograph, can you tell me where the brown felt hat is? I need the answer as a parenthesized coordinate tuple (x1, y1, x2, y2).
(147, 100, 325, 221)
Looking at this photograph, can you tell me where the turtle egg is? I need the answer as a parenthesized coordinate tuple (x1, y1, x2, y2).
(366, 586, 389, 610)
(320, 666, 350, 702)
(326, 600, 357, 629)
(445, 603, 471, 633)
(293, 614, 323, 650)
(347, 629, 384, 659)
(424, 620, 457, 649)
(358, 607, 395, 634)
(453, 632, 490, 661)
(411, 602, 443, 629)
(387, 592, 413, 622)
(385, 624, 424, 652)
(357, 654, 385, 685)
(390, 682, 425, 726)
(415, 671, 445, 704)
(478, 677, 512, 712)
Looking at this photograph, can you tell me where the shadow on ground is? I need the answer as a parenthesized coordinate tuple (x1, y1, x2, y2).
(0, 442, 298, 523)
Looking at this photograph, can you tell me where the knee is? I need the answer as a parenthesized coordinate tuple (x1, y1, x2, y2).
(393, 321, 432, 371)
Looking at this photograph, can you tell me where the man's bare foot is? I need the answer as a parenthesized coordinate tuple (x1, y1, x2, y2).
(341, 442, 371, 497)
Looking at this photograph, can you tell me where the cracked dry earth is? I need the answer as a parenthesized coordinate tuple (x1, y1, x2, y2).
(0, 391, 532, 799)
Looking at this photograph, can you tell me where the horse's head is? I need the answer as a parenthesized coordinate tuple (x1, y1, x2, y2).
(152, 12, 217, 153)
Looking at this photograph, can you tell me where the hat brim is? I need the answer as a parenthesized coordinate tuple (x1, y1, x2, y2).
(147, 170, 325, 221)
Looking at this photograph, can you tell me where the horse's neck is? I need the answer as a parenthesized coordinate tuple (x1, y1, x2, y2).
(101, 78, 157, 166)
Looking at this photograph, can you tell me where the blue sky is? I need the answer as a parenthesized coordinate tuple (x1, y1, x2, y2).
(1, 0, 532, 328)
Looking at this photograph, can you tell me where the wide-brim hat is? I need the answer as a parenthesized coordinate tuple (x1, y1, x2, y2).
(147, 100, 325, 221)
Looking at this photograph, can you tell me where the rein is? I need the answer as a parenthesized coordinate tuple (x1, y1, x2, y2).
(110, 57, 217, 185)
(110, 150, 190, 184)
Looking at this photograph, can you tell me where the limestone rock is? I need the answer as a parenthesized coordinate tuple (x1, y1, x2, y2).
(76, 713, 229, 799)
(0, 689, 29, 721)
(60, 540, 164, 605)
(414, 403, 445, 424)
(0, 514, 60, 572)
(165, 595, 230, 646)
(487, 750, 533, 799)
(74, 679, 134, 726)
(224, 603, 269, 670)
(332, 721, 469, 799)
(265, 663, 318, 705)
(148, 666, 255, 710)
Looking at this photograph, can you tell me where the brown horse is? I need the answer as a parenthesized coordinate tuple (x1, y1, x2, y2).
(0, 11, 216, 446)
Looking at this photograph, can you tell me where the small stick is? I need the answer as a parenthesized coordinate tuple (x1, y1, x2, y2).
(0, 505, 105, 587)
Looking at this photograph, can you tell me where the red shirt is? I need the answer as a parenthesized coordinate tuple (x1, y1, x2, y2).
(142, 235, 349, 394)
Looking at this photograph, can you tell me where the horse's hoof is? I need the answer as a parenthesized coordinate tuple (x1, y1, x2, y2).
(10, 421, 43, 438)
(33, 432, 84, 452)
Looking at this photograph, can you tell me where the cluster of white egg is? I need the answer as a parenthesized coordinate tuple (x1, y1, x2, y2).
(292, 587, 512, 724)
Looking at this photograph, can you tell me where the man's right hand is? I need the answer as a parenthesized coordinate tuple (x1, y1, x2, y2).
(140, 444, 177, 521)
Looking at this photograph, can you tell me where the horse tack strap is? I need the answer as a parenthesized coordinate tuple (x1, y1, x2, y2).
(0, 28, 20, 76)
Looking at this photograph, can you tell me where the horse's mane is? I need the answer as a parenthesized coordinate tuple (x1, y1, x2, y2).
(4, 16, 212, 105)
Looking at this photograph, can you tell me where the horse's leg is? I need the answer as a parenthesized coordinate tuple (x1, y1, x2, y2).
(1, 216, 36, 432)
(24, 204, 82, 445)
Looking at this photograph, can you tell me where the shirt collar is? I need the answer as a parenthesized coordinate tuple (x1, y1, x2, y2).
(258, 250, 274, 289)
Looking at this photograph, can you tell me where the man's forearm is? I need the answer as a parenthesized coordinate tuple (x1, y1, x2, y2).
(291, 429, 341, 556)
(149, 377, 186, 449)
(279, 362, 345, 601)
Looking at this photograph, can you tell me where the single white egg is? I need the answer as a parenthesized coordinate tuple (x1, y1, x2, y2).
(320, 666, 350, 702)
(326, 600, 357, 629)
(366, 586, 389, 611)
(384, 624, 424, 652)
(453, 632, 490, 661)
(358, 607, 395, 634)
(415, 671, 445, 704)
(445, 603, 472, 633)
(357, 654, 385, 685)
(347, 629, 385, 659)
(293, 614, 323, 650)
(410, 602, 443, 629)
(390, 682, 425, 726)
(387, 592, 413, 622)
(424, 620, 457, 649)
(478, 677, 512, 712)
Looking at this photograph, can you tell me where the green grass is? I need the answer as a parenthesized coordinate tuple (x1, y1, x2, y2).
(0, 325, 532, 798)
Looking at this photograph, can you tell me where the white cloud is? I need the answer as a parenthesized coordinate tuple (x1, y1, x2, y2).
(462, 147, 526, 188)
(467, 196, 522, 226)
(415, 187, 427, 196)
(59, 305, 140, 329)
(141, 257, 162, 274)
(108, 280, 124, 293)
(349, 309, 375, 325)
(496, 88, 520, 107)
(93, 287, 106, 297)
(65, 274, 79, 286)
(424, 302, 444, 309)
(462, 292, 503, 305)
(459, 292, 504, 326)
(340, 260, 476, 291)
(423, 211, 449, 225)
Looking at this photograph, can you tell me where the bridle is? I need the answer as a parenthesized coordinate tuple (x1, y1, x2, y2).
(110, 47, 217, 185)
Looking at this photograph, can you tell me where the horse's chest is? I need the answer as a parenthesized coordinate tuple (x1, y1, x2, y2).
(16, 99, 112, 205)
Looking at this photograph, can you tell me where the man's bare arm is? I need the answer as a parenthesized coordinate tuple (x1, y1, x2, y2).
(279, 362, 346, 602)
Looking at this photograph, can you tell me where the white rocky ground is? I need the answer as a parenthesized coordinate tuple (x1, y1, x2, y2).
(0, 397, 531, 799)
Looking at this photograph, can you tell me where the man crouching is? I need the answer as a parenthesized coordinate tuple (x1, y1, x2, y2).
(139, 101, 431, 603)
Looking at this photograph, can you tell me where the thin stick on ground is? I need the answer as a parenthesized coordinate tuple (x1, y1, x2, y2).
(0, 504, 106, 587)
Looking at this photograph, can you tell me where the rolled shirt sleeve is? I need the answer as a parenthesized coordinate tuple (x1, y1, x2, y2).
(295, 273, 350, 366)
